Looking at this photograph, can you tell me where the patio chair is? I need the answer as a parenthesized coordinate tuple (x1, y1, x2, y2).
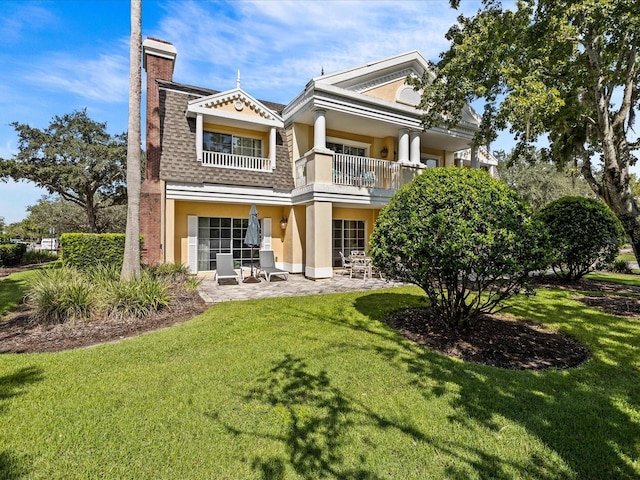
(350, 255, 371, 280)
(258, 250, 289, 282)
(339, 251, 352, 275)
(214, 253, 240, 285)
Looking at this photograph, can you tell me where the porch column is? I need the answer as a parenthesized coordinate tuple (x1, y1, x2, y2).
(410, 131, 421, 165)
(196, 113, 203, 162)
(470, 145, 480, 169)
(269, 127, 276, 169)
(305, 201, 333, 279)
(398, 129, 410, 164)
(313, 109, 327, 150)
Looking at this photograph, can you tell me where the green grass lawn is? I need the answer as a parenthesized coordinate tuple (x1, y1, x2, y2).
(0, 272, 639, 479)
(0, 268, 39, 316)
(616, 251, 637, 263)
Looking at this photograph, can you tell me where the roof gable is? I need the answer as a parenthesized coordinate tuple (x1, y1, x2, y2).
(313, 51, 434, 107)
(187, 88, 283, 127)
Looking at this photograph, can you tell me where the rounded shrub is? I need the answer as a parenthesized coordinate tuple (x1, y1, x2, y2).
(369, 168, 550, 330)
(538, 196, 624, 281)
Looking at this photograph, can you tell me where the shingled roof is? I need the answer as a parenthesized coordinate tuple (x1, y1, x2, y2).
(156, 80, 293, 191)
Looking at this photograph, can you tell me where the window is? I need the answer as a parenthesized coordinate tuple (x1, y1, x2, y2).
(332, 219, 366, 267)
(203, 132, 263, 157)
(197, 217, 260, 271)
(327, 141, 366, 157)
(420, 155, 440, 168)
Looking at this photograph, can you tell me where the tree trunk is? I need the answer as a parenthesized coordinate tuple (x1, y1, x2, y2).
(85, 191, 98, 233)
(121, 0, 142, 280)
(582, 29, 640, 266)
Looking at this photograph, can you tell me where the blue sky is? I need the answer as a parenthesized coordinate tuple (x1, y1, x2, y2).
(0, 0, 622, 225)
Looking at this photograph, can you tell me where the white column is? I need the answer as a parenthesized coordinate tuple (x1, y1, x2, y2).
(196, 113, 203, 162)
(471, 145, 480, 169)
(269, 127, 276, 169)
(398, 129, 409, 164)
(410, 131, 421, 165)
(313, 109, 326, 150)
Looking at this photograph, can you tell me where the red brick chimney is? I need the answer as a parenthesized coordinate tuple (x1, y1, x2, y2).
(140, 38, 177, 265)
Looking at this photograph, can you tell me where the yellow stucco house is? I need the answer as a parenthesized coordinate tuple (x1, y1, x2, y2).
(140, 37, 497, 278)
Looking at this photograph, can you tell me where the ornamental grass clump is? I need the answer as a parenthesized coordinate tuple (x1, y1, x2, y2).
(102, 270, 171, 319)
(26, 264, 173, 323)
(148, 262, 191, 284)
(26, 265, 97, 323)
(369, 168, 550, 330)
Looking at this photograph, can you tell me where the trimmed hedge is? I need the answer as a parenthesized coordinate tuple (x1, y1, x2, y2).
(60, 233, 143, 270)
(0, 243, 27, 267)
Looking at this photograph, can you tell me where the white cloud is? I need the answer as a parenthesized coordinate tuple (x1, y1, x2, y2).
(151, 0, 472, 102)
(0, 3, 57, 44)
(28, 51, 129, 103)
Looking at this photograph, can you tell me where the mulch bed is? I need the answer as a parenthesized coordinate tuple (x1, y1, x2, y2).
(385, 275, 640, 370)
(386, 308, 591, 370)
(0, 283, 207, 354)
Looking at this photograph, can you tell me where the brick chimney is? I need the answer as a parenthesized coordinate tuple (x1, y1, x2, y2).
(140, 38, 177, 265)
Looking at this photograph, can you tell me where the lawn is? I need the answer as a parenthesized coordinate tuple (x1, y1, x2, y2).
(0, 271, 639, 479)
(0, 268, 39, 316)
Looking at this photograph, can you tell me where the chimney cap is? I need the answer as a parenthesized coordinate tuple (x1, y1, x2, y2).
(143, 37, 177, 71)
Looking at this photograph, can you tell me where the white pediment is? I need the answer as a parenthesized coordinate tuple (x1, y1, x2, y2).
(187, 88, 283, 128)
(312, 51, 434, 107)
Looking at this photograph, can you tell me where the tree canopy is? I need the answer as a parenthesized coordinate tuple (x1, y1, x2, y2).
(412, 0, 640, 260)
(0, 110, 127, 233)
(27, 195, 126, 235)
(497, 149, 595, 210)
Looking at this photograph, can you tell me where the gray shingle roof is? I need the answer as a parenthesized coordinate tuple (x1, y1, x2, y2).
(156, 80, 293, 190)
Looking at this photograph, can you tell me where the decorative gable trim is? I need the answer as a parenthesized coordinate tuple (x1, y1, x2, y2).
(352, 68, 416, 93)
(187, 88, 283, 128)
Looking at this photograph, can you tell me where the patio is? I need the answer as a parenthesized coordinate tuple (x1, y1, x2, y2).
(197, 271, 403, 304)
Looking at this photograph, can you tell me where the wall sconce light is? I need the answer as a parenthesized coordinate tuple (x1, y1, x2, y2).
(280, 217, 288, 230)
(380, 146, 388, 158)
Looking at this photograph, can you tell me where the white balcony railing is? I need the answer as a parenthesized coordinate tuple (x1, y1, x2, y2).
(332, 154, 401, 190)
(202, 151, 272, 172)
(295, 157, 307, 187)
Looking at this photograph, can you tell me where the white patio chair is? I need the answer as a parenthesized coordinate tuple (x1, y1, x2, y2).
(339, 251, 352, 275)
(350, 255, 371, 280)
(258, 250, 289, 282)
(214, 253, 240, 285)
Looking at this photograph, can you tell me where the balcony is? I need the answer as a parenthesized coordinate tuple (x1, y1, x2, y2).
(295, 153, 419, 190)
(202, 151, 272, 172)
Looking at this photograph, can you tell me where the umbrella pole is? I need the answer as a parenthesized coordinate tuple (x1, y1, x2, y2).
(243, 246, 260, 283)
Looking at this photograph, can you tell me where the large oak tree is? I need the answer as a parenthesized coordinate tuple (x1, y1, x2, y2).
(412, 0, 640, 261)
(0, 110, 127, 233)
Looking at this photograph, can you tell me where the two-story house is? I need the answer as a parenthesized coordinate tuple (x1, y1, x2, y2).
(141, 37, 496, 278)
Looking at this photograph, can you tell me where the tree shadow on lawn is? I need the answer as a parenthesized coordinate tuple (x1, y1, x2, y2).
(0, 366, 44, 479)
(207, 352, 574, 479)
(354, 290, 640, 479)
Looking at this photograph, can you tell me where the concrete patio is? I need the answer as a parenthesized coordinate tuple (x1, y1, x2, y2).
(197, 270, 406, 304)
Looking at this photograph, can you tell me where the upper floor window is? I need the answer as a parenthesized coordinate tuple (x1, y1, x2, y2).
(327, 139, 367, 157)
(203, 132, 263, 158)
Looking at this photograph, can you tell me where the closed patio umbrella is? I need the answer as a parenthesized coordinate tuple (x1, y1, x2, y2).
(243, 204, 261, 283)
